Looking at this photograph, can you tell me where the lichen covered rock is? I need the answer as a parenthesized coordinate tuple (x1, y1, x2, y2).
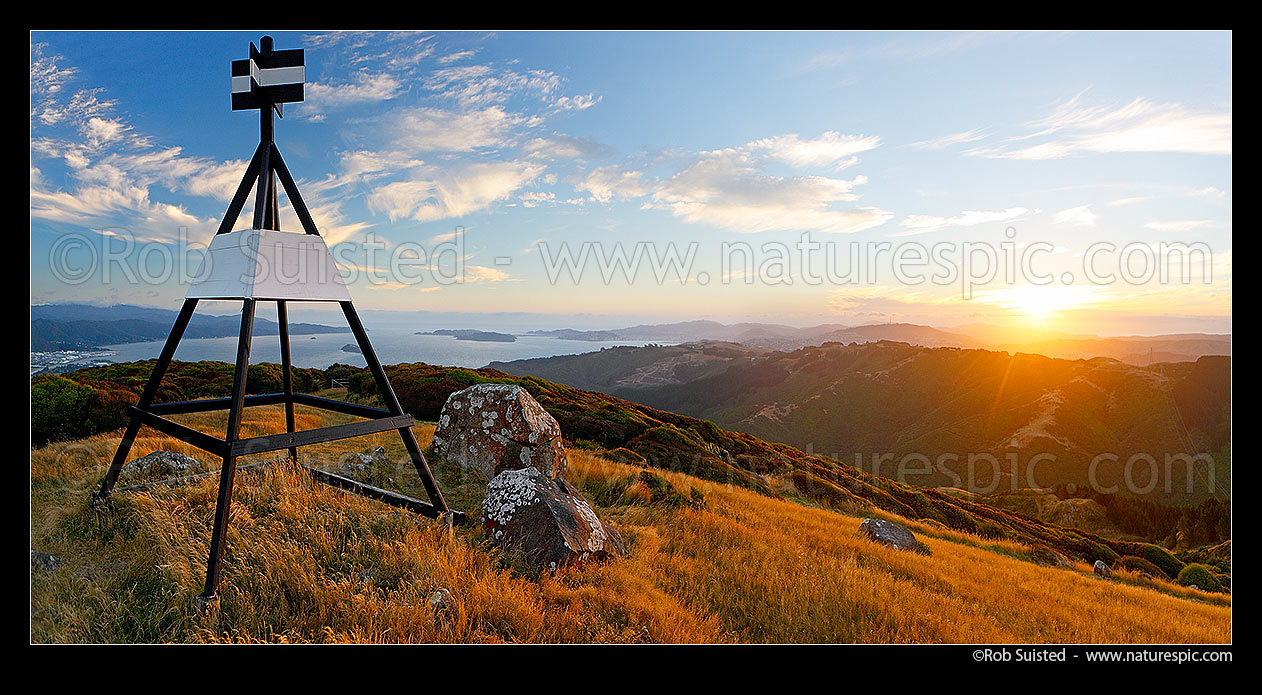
(337, 446, 393, 482)
(1093, 559, 1113, 579)
(481, 467, 625, 572)
(121, 450, 203, 482)
(432, 384, 567, 479)
(859, 518, 927, 554)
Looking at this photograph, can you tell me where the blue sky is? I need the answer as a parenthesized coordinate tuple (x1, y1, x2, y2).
(30, 30, 1231, 335)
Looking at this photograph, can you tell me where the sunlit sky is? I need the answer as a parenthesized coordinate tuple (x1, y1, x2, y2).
(30, 30, 1231, 336)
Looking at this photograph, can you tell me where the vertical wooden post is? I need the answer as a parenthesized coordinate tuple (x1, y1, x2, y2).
(277, 300, 297, 461)
(97, 299, 200, 499)
(252, 148, 272, 231)
(339, 300, 450, 513)
(200, 298, 256, 601)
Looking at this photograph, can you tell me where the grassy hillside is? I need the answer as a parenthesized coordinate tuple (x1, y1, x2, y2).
(30, 406, 1230, 643)
(488, 341, 770, 391)
(495, 341, 1231, 506)
(36, 359, 1229, 578)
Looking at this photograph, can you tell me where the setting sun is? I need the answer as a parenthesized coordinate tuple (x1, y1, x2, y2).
(982, 284, 1104, 326)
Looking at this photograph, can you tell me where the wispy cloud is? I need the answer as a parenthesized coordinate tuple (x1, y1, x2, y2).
(303, 71, 405, 116)
(967, 91, 1232, 159)
(904, 129, 988, 150)
(367, 161, 544, 222)
(1144, 220, 1215, 233)
(576, 165, 651, 202)
(521, 134, 610, 161)
(437, 50, 476, 65)
(571, 132, 891, 234)
(647, 148, 890, 234)
(1106, 196, 1151, 207)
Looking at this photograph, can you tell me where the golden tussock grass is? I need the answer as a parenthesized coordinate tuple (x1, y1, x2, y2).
(30, 406, 1229, 643)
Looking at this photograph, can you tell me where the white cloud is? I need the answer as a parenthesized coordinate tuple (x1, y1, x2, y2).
(552, 94, 601, 111)
(367, 161, 543, 222)
(304, 71, 404, 112)
(577, 166, 651, 202)
(462, 265, 510, 282)
(1107, 196, 1150, 207)
(894, 207, 1028, 236)
(574, 131, 890, 234)
(424, 64, 562, 108)
(1144, 220, 1215, 233)
(745, 131, 880, 169)
(438, 50, 476, 64)
(386, 106, 524, 153)
(649, 149, 890, 234)
(519, 191, 555, 207)
(1052, 205, 1097, 227)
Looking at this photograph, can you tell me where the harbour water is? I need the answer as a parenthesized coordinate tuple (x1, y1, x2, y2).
(93, 327, 663, 370)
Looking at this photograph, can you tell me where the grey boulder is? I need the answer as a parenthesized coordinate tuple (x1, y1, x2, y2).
(859, 518, 927, 554)
(481, 467, 625, 572)
(121, 451, 203, 481)
(433, 384, 567, 479)
(1093, 560, 1113, 579)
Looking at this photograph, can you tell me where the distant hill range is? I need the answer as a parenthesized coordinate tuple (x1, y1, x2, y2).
(30, 303, 349, 351)
(527, 320, 1230, 365)
(490, 341, 1231, 505)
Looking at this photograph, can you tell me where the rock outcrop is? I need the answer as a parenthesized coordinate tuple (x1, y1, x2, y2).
(429, 588, 454, 626)
(481, 467, 625, 572)
(121, 451, 203, 482)
(859, 518, 927, 554)
(338, 446, 392, 482)
(31, 549, 60, 573)
(433, 384, 567, 479)
(1093, 560, 1113, 579)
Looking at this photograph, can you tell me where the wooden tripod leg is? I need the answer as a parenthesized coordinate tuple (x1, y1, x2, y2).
(339, 301, 450, 513)
(277, 300, 297, 461)
(97, 299, 200, 500)
(200, 299, 256, 601)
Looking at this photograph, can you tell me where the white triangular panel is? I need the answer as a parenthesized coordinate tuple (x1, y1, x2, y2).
(187, 228, 351, 301)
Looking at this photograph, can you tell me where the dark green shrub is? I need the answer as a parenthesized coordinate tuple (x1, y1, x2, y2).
(603, 448, 647, 466)
(1177, 563, 1222, 592)
(1137, 543, 1183, 578)
(31, 375, 92, 445)
(246, 363, 283, 394)
(348, 371, 376, 398)
(1118, 555, 1164, 577)
(83, 387, 137, 435)
(638, 470, 691, 508)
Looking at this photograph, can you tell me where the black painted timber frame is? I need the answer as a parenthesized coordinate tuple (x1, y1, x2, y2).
(94, 37, 461, 605)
